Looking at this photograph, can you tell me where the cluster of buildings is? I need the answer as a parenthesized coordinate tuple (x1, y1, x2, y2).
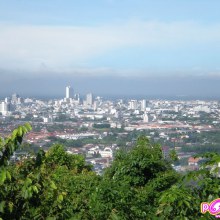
(1, 85, 220, 173)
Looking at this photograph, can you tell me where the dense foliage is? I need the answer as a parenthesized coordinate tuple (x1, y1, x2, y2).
(0, 124, 220, 219)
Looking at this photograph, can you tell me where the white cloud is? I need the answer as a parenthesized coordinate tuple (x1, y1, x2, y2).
(0, 21, 220, 74)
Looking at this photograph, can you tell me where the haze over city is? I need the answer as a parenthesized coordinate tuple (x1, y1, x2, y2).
(1, 0, 220, 98)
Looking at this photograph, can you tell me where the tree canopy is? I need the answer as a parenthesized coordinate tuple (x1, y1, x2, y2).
(0, 125, 220, 219)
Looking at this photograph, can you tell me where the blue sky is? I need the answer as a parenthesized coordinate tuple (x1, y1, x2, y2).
(1, 0, 220, 25)
(0, 0, 220, 97)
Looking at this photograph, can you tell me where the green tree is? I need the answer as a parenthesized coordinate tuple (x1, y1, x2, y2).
(89, 135, 180, 219)
(1, 126, 220, 220)
(157, 152, 220, 219)
(0, 124, 98, 220)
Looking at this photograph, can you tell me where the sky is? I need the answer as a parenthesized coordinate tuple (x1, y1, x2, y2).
(0, 0, 220, 98)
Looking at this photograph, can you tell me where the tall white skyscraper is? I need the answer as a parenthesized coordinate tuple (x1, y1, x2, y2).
(86, 93, 93, 106)
(141, 99, 147, 111)
(0, 101, 9, 116)
(129, 100, 138, 110)
(65, 86, 73, 99)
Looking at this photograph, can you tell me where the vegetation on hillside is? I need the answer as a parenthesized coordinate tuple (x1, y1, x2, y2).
(0, 124, 220, 219)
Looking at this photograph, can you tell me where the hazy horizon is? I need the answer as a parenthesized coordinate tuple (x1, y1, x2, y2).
(1, 73, 220, 100)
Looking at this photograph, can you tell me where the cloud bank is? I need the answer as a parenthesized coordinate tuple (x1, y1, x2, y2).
(0, 20, 220, 75)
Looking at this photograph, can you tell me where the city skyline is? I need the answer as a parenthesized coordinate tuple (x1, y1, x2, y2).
(1, 1, 220, 97)
(1, 75, 220, 100)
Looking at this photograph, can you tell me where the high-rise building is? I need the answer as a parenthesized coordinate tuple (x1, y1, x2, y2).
(17, 97, 23, 105)
(129, 100, 138, 110)
(0, 101, 9, 116)
(143, 112, 149, 123)
(5, 97, 11, 103)
(93, 101, 98, 111)
(65, 86, 73, 99)
(86, 93, 93, 106)
(11, 93, 19, 104)
(74, 94, 80, 101)
(141, 99, 147, 111)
